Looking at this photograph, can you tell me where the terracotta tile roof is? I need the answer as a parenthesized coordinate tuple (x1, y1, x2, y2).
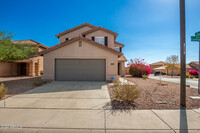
(189, 61, 199, 65)
(14, 56, 41, 63)
(81, 26, 118, 37)
(12, 39, 48, 49)
(55, 23, 96, 38)
(150, 61, 166, 66)
(38, 36, 122, 56)
(115, 41, 125, 47)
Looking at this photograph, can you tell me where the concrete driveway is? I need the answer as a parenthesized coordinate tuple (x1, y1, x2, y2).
(0, 81, 110, 109)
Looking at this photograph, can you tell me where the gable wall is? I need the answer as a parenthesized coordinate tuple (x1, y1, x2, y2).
(42, 40, 118, 81)
(85, 30, 115, 49)
(59, 26, 93, 43)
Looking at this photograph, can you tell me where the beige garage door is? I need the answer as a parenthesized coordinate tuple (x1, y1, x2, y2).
(55, 59, 106, 81)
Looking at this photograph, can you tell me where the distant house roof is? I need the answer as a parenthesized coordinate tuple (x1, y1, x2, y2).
(38, 36, 122, 56)
(153, 66, 166, 70)
(81, 26, 118, 37)
(12, 39, 48, 49)
(189, 61, 199, 65)
(189, 61, 199, 70)
(154, 64, 191, 70)
(55, 23, 96, 38)
(150, 61, 166, 66)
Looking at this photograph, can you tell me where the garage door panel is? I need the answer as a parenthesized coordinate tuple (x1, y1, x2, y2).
(55, 59, 105, 81)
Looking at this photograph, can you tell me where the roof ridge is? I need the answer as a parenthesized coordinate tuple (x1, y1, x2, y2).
(55, 23, 96, 38)
(81, 26, 118, 36)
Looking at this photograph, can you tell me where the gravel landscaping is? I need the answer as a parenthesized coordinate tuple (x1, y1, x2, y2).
(108, 76, 200, 109)
(0, 77, 52, 99)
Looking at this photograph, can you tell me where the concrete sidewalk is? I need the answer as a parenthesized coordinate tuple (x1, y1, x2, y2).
(0, 108, 199, 133)
(149, 75, 198, 89)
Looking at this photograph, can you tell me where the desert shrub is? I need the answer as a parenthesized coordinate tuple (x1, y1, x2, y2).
(186, 72, 195, 79)
(0, 83, 8, 99)
(33, 79, 44, 86)
(112, 84, 140, 104)
(127, 58, 151, 77)
(186, 72, 190, 78)
(142, 74, 148, 79)
(112, 79, 120, 87)
(188, 70, 199, 76)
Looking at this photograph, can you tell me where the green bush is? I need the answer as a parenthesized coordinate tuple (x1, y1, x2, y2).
(142, 75, 148, 79)
(0, 83, 8, 99)
(112, 84, 140, 104)
(186, 72, 195, 79)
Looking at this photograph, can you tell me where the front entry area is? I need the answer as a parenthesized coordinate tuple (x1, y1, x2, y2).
(19, 63, 27, 75)
(55, 59, 106, 81)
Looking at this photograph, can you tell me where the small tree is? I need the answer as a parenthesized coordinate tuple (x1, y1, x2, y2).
(166, 55, 179, 77)
(0, 31, 37, 62)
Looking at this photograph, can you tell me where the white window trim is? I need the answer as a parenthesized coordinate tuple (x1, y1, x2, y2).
(114, 47, 120, 51)
(95, 37, 105, 45)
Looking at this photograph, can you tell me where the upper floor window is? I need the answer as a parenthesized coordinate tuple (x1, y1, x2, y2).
(114, 47, 122, 52)
(114, 47, 120, 51)
(95, 37, 105, 45)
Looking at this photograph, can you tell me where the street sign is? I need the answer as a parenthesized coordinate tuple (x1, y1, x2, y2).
(191, 31, 200, 94)
(195, 31, 200, 36)
(191, 36, 200, 42)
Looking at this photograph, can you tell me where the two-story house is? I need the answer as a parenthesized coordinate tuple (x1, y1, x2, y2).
(39, 23, 127, 81)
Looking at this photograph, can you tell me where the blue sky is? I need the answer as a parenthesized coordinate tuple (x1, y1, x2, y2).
(1, 0, 200, 64)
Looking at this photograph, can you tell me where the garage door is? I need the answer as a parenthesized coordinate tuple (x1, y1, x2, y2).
(55, 59, 106, 81)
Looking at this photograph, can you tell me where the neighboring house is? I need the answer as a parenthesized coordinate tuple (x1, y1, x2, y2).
(166, 64, 192, 76)
(150, 61, 166, 73)
(150, 61, 192, 76)
(189, 61, 199, 71)
(39, 23, 127, 81)
(0, 39, 48, 77)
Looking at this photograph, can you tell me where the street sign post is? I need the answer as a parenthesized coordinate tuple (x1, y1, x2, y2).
(191, 31, 200, 94)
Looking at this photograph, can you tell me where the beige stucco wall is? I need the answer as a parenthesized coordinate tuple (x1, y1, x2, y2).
(150, 65, 164, 73)
(42, 40, 119, 81)
(120, 62, 125, 77)
(59, 26, 93, 43)
(85, 30, 115, 49)
(0, 62, 18, 77)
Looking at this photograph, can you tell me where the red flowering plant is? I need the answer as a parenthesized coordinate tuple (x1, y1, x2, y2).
(188, 70, 199, 76)
(127, 58, 151, 77)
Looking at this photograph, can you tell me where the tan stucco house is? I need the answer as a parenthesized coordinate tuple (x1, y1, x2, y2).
(39, 23, 127, 81)
(150, 61, 192, 76)
(150, 61, 166, 74)
(0, 39, 48, 77)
